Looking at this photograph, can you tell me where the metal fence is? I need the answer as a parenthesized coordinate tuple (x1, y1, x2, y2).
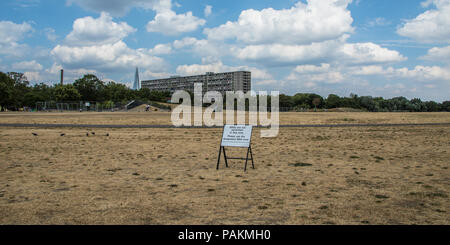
(35, 101, 120, 112)
(33, 102, 322, 113)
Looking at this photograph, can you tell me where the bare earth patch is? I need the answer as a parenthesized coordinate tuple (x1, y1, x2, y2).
(0, 112, 449, 224)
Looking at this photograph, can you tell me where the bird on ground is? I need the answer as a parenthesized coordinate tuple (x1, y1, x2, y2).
(60, 133, 65, 136)
(91, 132, 95, 135)
(106, 133, 109, 137)
(86, 132, 89, 137)
(32, 132, 38, 136)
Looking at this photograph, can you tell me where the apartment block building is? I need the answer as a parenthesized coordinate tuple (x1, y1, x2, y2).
(141, 71, 251, 94)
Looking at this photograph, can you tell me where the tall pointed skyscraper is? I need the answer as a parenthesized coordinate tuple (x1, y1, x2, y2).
(133, 67, 140, 90)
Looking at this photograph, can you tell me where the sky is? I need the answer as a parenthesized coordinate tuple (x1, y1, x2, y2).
(0, 0, 449, 101)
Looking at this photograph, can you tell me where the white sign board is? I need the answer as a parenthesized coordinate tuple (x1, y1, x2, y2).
(221, 125, 253, 148)
(85, 102, 90, 107)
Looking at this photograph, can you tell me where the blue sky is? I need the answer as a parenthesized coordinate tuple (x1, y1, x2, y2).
(1, 0, 449, 101)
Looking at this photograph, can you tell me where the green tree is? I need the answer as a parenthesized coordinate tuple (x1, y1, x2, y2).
(104, 81, 130, 102)
(325, 94, 341, 109)
(312, 97, 320, 111)
(22, 83, 55, 108)
(0, 72, 15, 110)
(54, 84, 81, 102)
(279, 94, 294, 108)
(441, 101, 450, 111)
(2, 72, 31, 109)
(292, 93, 310, 108)
(73, 74, 105, 102)
(359, 96, 376, 111)
(424, 101, 439, 112)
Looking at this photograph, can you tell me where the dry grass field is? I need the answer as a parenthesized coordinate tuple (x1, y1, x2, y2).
(0, 111, 450, 125)
(0, 111, 449, 224)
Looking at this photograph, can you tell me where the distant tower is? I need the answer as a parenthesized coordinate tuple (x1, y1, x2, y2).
(60, 69, 64, 85)
(133, 67, 140, 90)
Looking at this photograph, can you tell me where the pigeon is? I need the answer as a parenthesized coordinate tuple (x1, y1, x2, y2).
(32, 132, 38, 136)
(91, 132, 95, 135)
(106, 133, 109, 137)
(60, 133, 65, 136)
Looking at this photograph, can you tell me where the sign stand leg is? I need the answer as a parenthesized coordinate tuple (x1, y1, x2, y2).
(249, 146, 255, 169)
(222, 146, 229, 168)
(244, 146, 250, 172)
(216, 145, 222, 170)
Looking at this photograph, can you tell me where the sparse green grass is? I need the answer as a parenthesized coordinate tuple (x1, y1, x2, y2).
(409, 192, 448, 198)
(342, 118, 356, 122)
(289, 162, 313, 167)
(375, 194, 389, 199)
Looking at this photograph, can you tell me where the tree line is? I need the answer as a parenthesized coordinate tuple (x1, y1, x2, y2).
(1, 71, 449, 112)
(277, 93, 449, 112)
(0, 72, 171, 111)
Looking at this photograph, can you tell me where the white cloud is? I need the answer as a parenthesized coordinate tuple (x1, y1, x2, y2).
(49, 11, 168, 79)
(65, 12, 136, 46)
(394, 65, 450, 81)
(311, 72, 344, 83)
(173, 37, 227, 59)
(148, 43, 172, 55)
(0, 21, 33, 58)
(351, 64, 450, 81)
(204, 0, 354, 45)
(421, 45, 450, 61)
(146, 9, 205, 35)
(0, 21, 33, 44)
(232, 39, 342, 64)
(165, 1, 404, 69)
(397, 0, 450, 43)
(199, 1, 405, 67)
(383, 83, 406, 89)
(44, 63, 98, 83)
(204, 5, 212, 17)
(232, 37, 406, 65)
(302, 81, 318, 88)
(175, 61, 272, 80)
(51, 41, 167, 73)
(293, 63, 331, 73)
(23, 71, 42, 81)
(17, 62, 103, 84)
(0, 42, 30, 57)
(338, 42, 407, 64)
(46, 63, 63, 74)
(350, 65, 386, 75)
(254, 79, 279, 86)
(173, 37, 200, 49)
(67, 0, 204, 35)
(44, 27, 58, 41)
(284, 62, 450, 96)
(287, 63, 344, 84)
(12, 60, 43, 71)
(140, 70, 172, 80)
(365, 17, 391, 28)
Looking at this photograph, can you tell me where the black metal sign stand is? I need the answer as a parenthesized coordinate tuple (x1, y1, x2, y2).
(216, 126, 255, 171)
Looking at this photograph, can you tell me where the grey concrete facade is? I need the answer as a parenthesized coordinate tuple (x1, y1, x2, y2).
(141, 71, 251, 94)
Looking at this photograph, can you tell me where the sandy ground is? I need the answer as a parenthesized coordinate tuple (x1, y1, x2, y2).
(0, 111, 449, 126)
(0, 112, 449, 224)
